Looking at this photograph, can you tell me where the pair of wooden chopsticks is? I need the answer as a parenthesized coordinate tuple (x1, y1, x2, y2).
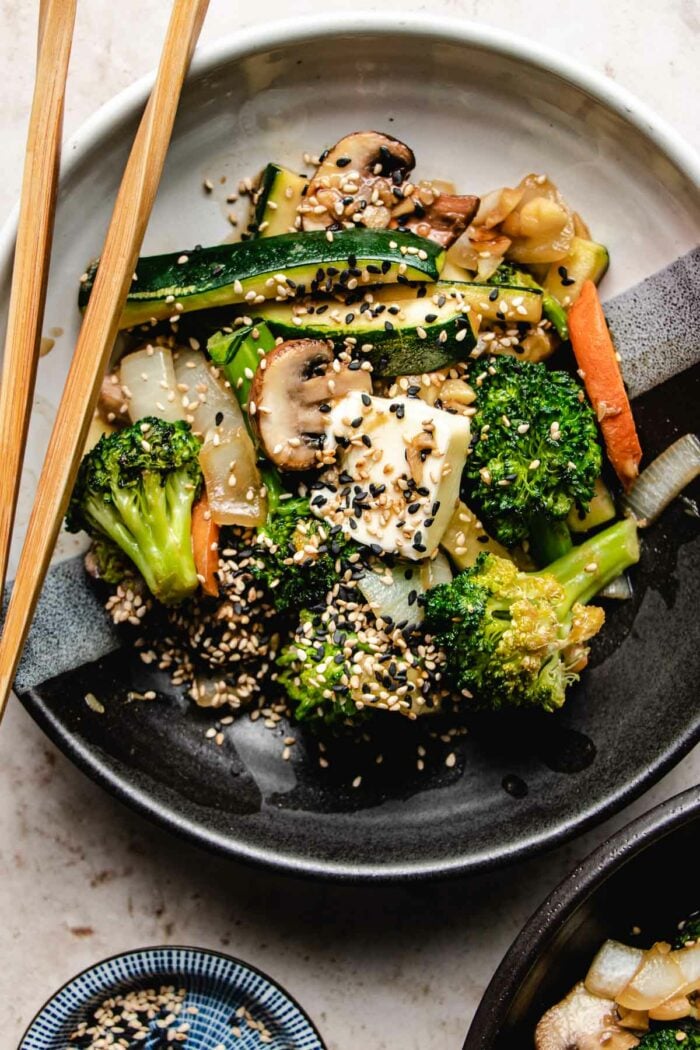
(0, 0, 210, 719)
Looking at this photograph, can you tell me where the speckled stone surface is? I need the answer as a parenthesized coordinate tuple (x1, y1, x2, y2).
(1, 3, 699, 1049)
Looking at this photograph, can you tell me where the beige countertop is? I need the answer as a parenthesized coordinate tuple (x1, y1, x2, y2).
(1, 2, 698, 1047)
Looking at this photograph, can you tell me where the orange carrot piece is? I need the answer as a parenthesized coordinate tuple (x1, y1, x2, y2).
(568, 280, 642, 490)
(192, 494, 220, 597)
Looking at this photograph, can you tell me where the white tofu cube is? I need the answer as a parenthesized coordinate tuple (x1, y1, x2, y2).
(311, 392, 470, 560)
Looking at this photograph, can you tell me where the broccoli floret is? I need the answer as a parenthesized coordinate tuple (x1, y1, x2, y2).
(423, 517, 639, 712)
(86, 537, 136, 585)
(66, 417, 202, 605)
(674, 914, 700, 949)
(276, 611, 367, 723)
(638, 1022, 700, 1049)
(462, 354, 602, 560)
(249, 467, 357, 612)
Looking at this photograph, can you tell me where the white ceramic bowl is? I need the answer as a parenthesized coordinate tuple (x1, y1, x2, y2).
(1, 16, 699, 881)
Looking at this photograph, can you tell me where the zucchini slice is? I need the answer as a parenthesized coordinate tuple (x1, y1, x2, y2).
(253, 164, 307, 237)
(489, 263, 568, 339)
(544, 237, 609, 307)
(566, 477, 616, 533)
(79, 231, 446, 330)
(250, 292, 478, 376)
(374, 280, 543, 326)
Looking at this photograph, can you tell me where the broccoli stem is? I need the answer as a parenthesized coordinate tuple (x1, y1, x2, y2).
(546, 516, 639, 612)
(528, 514, 573, 566)
(259, 462, 286, 517)
(210, 322, 277, 422)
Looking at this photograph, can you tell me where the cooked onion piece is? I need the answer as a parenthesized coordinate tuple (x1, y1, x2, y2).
(173, 348, 245, 440)
(623, 433, 700, 526)
(585, 940, 645, 1000)
(172, 348, 266, 527)
(120, 344, 183, 424)
(358, 552, 453, 629)
(199, 431, 266, 528)
(616, 943, 686, 1011)
(502, 173, 576, 264)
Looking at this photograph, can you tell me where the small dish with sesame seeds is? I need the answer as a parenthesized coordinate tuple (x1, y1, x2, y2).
(20, 945, 326, 1050)
(4, 14, 699, 880)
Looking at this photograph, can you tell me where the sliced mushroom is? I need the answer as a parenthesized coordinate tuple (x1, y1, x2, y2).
(392, 182, 480, 248)
(300, 131, 415, 231)
(536, 983, 640, 1050)
(249, 339, 371, 470)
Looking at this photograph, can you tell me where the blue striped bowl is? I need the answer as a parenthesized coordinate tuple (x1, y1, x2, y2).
(21, 946, 326, 1049)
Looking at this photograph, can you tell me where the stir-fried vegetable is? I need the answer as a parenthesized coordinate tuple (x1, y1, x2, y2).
(568, 280, 642, 490)
(71, 127, 661, 732)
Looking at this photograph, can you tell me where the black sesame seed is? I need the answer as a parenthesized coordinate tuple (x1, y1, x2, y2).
(215, 411, 224, 426)
(381, 260, 391, 274)
(384, 320, 394, 332)
(345, 313, 355, 324)
(316, 304, 328, 315)
(336, 156, 352, 167)
(361, 393, 371, 407)
(351, 417, 362, 428)
(417, 285, 427, 298)
(395, 403, 405, 419)
(361, 434, 372, 447)
(425, 313, 437, 323)
(488, 288, 499, 302)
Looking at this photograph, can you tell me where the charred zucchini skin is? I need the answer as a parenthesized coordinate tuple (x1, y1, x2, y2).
(250, 293, 478, 376)
(78, 231, 445, 330)
(253, 164, 307, 237)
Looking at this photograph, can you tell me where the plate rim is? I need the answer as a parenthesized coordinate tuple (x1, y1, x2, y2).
(463, 784, 700, 1048)
(20, 943, 327, 1049)
(4, 13, 700, 883)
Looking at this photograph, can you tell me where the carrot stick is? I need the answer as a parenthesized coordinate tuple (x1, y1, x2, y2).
(568, 280, 642, 490)
(192, 494, 220, 597)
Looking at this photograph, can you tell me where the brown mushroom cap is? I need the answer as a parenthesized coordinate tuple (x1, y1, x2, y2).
(393, 192, 480, 248)
(250, 339, 371, 470)
(301, 131, 416, 231)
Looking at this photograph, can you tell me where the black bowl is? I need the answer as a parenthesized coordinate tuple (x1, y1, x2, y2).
(464, 785, 700, 1049)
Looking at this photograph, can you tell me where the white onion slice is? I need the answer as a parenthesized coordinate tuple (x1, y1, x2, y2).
(199, 430, 266, 528)
(358, 552, 453, 629)
(173, 348, 245, 439)
(624, 433, 700, 526)
(585, 940, 644, 1000)
(674, 940, 700, 993)
(598, 573, 633, 601)
(616, 943, 686, 1011)
(120, 345, 183, 424)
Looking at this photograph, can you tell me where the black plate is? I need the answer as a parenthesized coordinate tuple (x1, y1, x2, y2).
(464, 785, 700, 1048)
(12, 351, 700, 881)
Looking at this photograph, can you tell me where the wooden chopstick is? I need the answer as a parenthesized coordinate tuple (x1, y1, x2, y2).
(0, 0, 210, 717)
(0, 0, 77, 609)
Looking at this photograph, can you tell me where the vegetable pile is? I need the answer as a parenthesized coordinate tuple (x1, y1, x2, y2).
(536, 913, 700, 1049)
(67, 128, 696, 732)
